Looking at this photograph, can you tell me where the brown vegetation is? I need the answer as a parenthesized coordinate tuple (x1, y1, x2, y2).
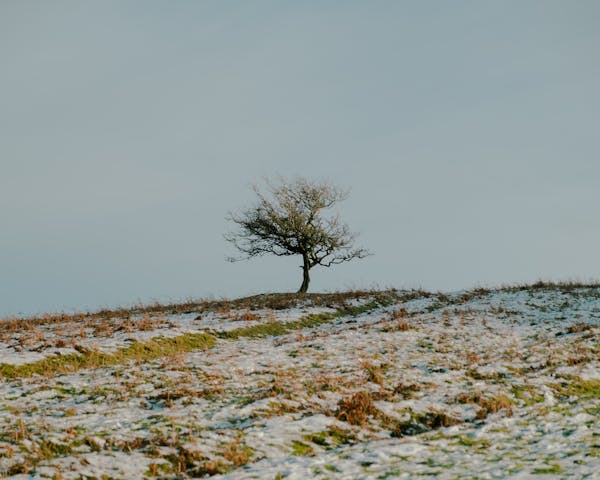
(335, 391, 377, 426)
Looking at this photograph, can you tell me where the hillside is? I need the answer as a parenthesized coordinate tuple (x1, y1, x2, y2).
(0, 285, 598, 479)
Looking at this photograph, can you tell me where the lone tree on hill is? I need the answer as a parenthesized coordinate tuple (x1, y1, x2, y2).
(225, 177, 370, 293)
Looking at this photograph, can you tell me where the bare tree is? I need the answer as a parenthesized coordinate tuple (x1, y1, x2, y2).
(225, 177, 370, 293)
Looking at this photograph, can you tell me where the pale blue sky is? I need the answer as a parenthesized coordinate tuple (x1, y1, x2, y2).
(1, 1, 599, 316)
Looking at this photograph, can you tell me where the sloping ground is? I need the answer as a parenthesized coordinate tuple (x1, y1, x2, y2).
(0, 286, 598, 479)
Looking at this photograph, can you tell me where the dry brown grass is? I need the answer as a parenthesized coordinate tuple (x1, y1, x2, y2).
(238, 311, 260, 321)
(310, 374, 346, 393)
(502, 280, 600, 293)
(454, 390, 514, 419)
(566, 342, 594, 365)
(380, 308, 413, 332)
(566, 322, 593, 334)
(393, 381, 422, 398)
(5, 313, 173, 351)
(466, 352, 481, 364)
(262, 400, 301, 417)
(266, 370, 302, 399)
(221, 437, 252, 467)
(361, 361, 387, 386)
(4, 283, 593, 336)
(149, 384, 226, 407)
(0, 444, 15, 459)
(92, 322, 112, 337)
(335, 391, 377, 426)
(0, 290, 395, 336)
(12, 417, 28, 443)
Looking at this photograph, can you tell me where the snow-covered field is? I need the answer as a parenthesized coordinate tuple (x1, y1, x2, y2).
(0, 286, 598, 479)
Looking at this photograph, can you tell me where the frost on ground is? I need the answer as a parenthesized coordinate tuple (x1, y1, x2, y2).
(0, 286, 598, 479)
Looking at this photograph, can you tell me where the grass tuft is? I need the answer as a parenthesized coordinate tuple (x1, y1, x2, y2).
(455, 391, 514, 419)
(335, 391, 377, 426)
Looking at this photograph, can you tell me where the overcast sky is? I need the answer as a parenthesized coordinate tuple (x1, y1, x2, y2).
(1, 1, 599, 317)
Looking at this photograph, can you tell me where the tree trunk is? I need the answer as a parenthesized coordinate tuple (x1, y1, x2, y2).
(298, 254, 310, 293)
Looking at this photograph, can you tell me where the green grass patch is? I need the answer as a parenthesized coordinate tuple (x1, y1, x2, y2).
(511, 385, 545, 406)
(457, 436, 491, 448)
(37, 440, 73, 459)
(218, 297, 393, 340)
(291, 440, 314, 456)
(550, 378, 600, 399)
(0, 333, 216, 379)
(532, 463, 563, 474)
(218, 312, 336, 339)
(303, 426, 354, 450)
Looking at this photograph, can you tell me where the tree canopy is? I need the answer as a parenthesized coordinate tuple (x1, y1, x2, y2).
(225, 177, 369, 292)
